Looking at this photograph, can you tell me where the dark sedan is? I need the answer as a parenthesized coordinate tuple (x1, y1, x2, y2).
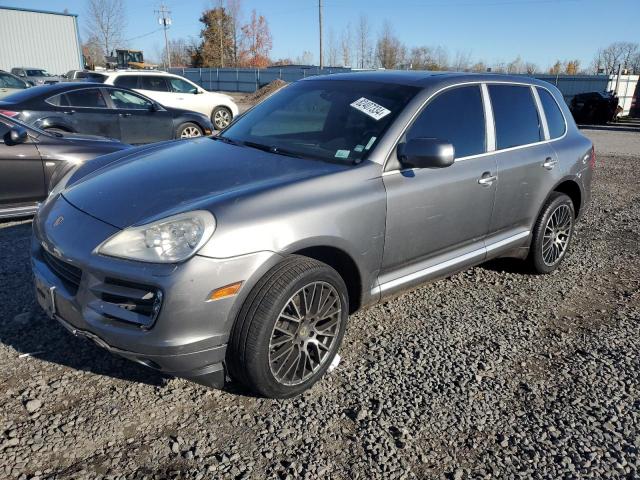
(0, 83, 214, 145)
(0, 113, 130, 218)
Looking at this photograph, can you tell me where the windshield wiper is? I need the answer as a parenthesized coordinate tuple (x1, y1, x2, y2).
(242, 141, 305, 159)
(211, 135, 242, 146)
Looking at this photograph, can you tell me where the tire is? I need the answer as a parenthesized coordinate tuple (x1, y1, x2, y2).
(227, 255, 349, 398)
(528, 192, 575, 274)
(211, 106, 232, 130)
(176, 122, 203, 139)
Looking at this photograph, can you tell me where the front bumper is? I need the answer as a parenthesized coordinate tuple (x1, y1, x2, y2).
(32, 195, 282, 386)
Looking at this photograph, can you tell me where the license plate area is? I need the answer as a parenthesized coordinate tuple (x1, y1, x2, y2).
(35, 275, 57, 319)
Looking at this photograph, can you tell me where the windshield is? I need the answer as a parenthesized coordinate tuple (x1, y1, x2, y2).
(221, 80, 420, 164)
(128, 52, 143, 63)
(26, 69, 51, 77)
(0, 73, 27, 89)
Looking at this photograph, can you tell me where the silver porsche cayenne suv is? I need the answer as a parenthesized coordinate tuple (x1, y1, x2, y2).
(32, 72, 594, 398)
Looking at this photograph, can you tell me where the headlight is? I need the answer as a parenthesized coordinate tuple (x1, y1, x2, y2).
(97, 211, 215, 263)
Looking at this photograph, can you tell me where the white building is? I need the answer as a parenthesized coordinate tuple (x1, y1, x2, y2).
(0, 6, 83, 75)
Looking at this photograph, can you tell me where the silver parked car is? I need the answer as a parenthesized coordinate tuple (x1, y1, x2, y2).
(32, 72, 594, 398)
(11, 67, 62, 86)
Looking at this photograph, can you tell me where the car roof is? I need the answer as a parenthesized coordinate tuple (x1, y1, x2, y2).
(106, 70, 175, 75)
(303, 70, 551, 89)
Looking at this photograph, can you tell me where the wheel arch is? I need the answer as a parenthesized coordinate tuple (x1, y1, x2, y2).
(289, 245, 363, 314)
(34, 116, 75, 132)
(551, 177, 582, 217)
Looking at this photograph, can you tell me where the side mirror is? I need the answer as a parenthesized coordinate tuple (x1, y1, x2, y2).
(5, 126, 28, 145)
(398, 138, 455, 169)
(149, 102, 160, 112)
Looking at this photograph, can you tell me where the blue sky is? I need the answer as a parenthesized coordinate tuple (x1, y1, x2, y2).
(3, 0, 638, 69)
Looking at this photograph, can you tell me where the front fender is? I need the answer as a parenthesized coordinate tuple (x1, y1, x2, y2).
(33, 116, 75, 132)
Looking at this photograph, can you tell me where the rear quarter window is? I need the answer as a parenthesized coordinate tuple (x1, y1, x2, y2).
(537, 87, 566, 139)
(114, 76, 139, 89)
(489, 84, 542, 150)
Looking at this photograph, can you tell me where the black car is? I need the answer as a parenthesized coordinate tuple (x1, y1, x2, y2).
(569, 91, 620, 125)
(0, 113, 130, 218)
(0, 83, 214, 145)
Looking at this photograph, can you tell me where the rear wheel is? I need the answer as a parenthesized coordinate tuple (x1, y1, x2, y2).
(212, 106, 232, 130)
(177, 122, 203, 139)
(227, 256, 348, 398)
(528, 192, 575, 274)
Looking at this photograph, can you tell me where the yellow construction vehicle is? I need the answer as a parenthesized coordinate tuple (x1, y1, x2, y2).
(105, 50, 157, 70)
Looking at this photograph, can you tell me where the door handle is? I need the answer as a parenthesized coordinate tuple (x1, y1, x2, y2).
(478, 172, 497, 186)
(119, 113, 132, 117)
(63, 110, 75, 115)
(542, 157, 558, 170)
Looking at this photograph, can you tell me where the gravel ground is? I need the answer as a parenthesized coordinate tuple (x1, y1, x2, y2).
(1, 140, 639, 479)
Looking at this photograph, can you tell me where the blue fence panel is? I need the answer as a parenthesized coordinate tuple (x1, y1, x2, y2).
(167, 68, 618, 105)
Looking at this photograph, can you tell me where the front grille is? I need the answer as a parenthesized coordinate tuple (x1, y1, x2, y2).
(90, 278, 163, 328)
(42, 249, 82, 294)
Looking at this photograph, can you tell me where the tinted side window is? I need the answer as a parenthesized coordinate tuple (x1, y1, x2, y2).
(407, 85, 486, 158)
(140, 76, 170, 92)
(537, 87, 566, 139)
(489, 84, 542, 149)
(63, 89, 107, 108)
(169, 77, 198, 93)
(108, 89, 152, 110)
(114, 76, 139, 89)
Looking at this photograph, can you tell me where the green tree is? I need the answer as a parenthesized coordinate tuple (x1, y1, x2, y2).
(199, 7, 235, 67)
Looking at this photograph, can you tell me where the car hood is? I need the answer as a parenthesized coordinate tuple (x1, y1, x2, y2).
(62, 138, 347, 229)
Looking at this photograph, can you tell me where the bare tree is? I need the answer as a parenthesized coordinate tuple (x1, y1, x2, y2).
(340, 23, 352, 67)
(295, 51, 314, 65)
(225, 0, 243, 66)
(451, 49, 472, 72)
(82, 36, 105, 68)
(375, 22, 406, 69)
(85, 0, 126, 57)
(470, 61, 487, 73)
(355, 14, 372, 69)
(593, 42, 640, 74)
(162, 38, 192, 67)
(326, 28, 339, 67)
(524, 62, 538, 74)
(506, 55, 523, 74)
(432, 46, 449, 70)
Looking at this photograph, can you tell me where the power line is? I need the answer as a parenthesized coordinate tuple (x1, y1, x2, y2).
(155, 3, 172, 68)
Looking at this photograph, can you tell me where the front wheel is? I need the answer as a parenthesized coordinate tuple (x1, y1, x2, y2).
(528, 192, 575, 274)
(227, 256, 348, 398)
(212, 106, 232, 130)
(177, 122, 203, 139)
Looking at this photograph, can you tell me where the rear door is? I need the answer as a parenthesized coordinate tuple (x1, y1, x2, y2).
(104, 88, 173, 144)
(48, 88, 120, 139)
(487, 83, 559, 240)
(380, 84, 497, 294)
(136, 75, 174, 107)
(0, 119, 45, 206)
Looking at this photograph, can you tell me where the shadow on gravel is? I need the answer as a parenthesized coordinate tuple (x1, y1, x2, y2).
(0, 222, 167, 387)
(480, 258, 531, 274)
(578, 124, 640, 133)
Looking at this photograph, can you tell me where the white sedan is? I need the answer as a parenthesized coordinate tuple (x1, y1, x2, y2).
(100, 71, 239, 130)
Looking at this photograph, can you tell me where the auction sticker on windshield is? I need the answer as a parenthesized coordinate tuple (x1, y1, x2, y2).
(350, 97, 391, 121)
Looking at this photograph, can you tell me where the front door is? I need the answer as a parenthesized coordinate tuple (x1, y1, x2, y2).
(380, 85, 497, 294)
(0, 120, 45, 206)
(105, 88, 173, 144)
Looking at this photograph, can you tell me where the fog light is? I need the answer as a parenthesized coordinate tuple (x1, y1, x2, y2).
(151, 290, 163, 322)
(207, 282, 243, 301)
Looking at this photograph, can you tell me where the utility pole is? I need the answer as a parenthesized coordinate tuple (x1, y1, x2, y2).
(156, 3, 172, 69)
(318, 0, 323, 69)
